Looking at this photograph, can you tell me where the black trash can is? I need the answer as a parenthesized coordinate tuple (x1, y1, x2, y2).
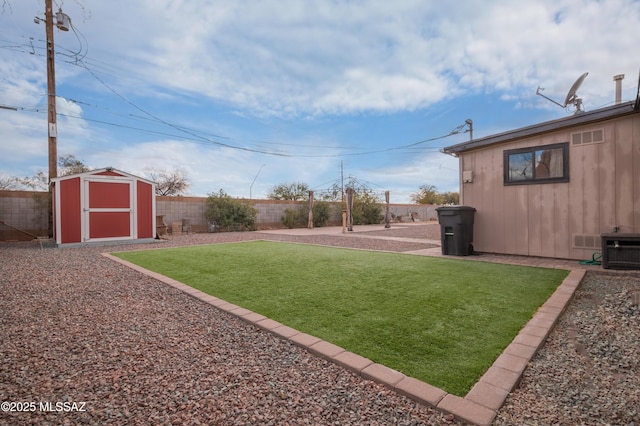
(436, 206, 476, 256)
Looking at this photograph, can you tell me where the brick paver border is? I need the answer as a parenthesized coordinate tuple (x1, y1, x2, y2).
(103, 253, 585, 426)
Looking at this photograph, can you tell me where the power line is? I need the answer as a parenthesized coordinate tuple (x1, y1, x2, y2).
(2, 34, 470, 159)
(4, 98, 467, 158)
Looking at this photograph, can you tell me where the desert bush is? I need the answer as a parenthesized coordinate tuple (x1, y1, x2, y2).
(312, 201, 332, 227)
(352, 191, 383, 225)
(281, 207, 306, 229)
(205, 189, 257, 231)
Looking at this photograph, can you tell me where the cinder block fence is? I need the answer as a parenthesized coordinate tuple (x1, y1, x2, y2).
(1, 191, 438, 241)
(0, 191, 49, 240)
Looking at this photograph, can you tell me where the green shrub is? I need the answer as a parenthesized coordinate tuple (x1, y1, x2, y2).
(312, 201, 332, 227)
(281, 207, 306, 229)
(281, 201, 332, 229)
(205, 189, 257, 231)
(352, 191, 382, 225)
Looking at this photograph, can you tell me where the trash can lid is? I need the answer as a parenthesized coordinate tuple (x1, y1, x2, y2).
(436, 206, 476, 212)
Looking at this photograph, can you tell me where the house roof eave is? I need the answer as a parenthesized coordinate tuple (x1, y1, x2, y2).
(443, 101, 638, 155)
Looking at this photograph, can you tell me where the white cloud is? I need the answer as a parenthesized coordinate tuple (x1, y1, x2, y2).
(79, 137, 340, 198)
(2, 0, 639, 203)
(444, 0, 640, 107)
(363, 151, 460, 202)
(6, 0, 640, 118)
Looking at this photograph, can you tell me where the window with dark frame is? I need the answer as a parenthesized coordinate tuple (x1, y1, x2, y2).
(504, 142, 569, 185)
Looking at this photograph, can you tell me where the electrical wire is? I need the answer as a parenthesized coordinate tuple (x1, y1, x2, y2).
(4, 96, 467, 158)
(1, 33, 470, 159)
(65, 59, 468, 158)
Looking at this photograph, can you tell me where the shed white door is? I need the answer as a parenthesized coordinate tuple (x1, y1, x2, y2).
(83, 179, 134, 242)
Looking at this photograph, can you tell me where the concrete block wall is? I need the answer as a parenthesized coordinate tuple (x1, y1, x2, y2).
(156, 197, 344, 231)
(0, 191, 440, 240)
(156, 196, 210, 232)
(154, 197, 438, 232)
(0, 191, 49, 240)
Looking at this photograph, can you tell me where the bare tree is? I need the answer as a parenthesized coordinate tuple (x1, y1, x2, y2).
(148, 168, 190, 196)
(58, 154, 91, 176)
(15, 171, 49, 191)
(0, 174, 19, 190)
(7, 154, 91, 191)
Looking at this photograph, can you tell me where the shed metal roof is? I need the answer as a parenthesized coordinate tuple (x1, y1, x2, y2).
(442, 100, 639, 156)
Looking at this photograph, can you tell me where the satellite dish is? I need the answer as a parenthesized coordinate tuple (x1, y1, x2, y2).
(536, 72, 588, 114)
(564, 72, 588, 107)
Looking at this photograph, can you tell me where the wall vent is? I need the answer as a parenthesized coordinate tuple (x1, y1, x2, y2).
(573, 234, 601, 249)
(571, 129, 604, 146)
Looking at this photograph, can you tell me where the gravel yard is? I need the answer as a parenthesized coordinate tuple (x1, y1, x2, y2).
(1, 224, 638, 425)
(494, 271, 640, 425)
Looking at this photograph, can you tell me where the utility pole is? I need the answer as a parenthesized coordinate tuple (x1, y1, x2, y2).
(340, 160, 344, 203)
(38, 0, 70, 236)
(45, 0, 57, 183)
(44, 0, 57, 237)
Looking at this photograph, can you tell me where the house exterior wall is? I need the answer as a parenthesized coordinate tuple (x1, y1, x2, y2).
(458, 113, 640, 260)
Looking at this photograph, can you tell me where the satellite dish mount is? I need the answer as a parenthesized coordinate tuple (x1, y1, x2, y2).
(536, 72, 588, 114)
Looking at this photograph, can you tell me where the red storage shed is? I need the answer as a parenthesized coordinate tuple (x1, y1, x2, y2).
(51, 168, 156, 246)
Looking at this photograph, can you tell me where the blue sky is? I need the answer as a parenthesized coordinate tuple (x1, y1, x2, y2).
(1, 0, 639, 202)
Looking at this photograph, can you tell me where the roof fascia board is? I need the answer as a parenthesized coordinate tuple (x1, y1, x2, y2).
(443, 101, 637, 155)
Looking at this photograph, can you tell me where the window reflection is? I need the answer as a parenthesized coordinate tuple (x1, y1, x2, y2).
(535, 148, 564, 178)
(508, 152, 533, 181)
(504, 143, 569, 185)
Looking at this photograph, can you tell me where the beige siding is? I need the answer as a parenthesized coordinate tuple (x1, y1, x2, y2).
(634, 117, 640, 229)
(555, 183, 571, 258)
(459, 114, 640, 260)
(614, 122, 633, 231)
(599, 125, 617, 235)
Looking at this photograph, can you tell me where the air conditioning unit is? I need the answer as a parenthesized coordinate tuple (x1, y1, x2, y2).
(601, 233, 640, 269)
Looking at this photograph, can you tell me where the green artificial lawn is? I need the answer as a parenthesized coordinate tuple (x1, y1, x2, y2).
(114, 241, 568, 396)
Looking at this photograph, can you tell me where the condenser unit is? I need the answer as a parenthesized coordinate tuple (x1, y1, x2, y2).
(601, 233, 640, 269)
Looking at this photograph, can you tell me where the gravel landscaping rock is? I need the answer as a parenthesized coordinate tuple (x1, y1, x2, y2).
(0, 228, 460, 426)
(495, 271, 640, 425)
(1, 225, 638, 425)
